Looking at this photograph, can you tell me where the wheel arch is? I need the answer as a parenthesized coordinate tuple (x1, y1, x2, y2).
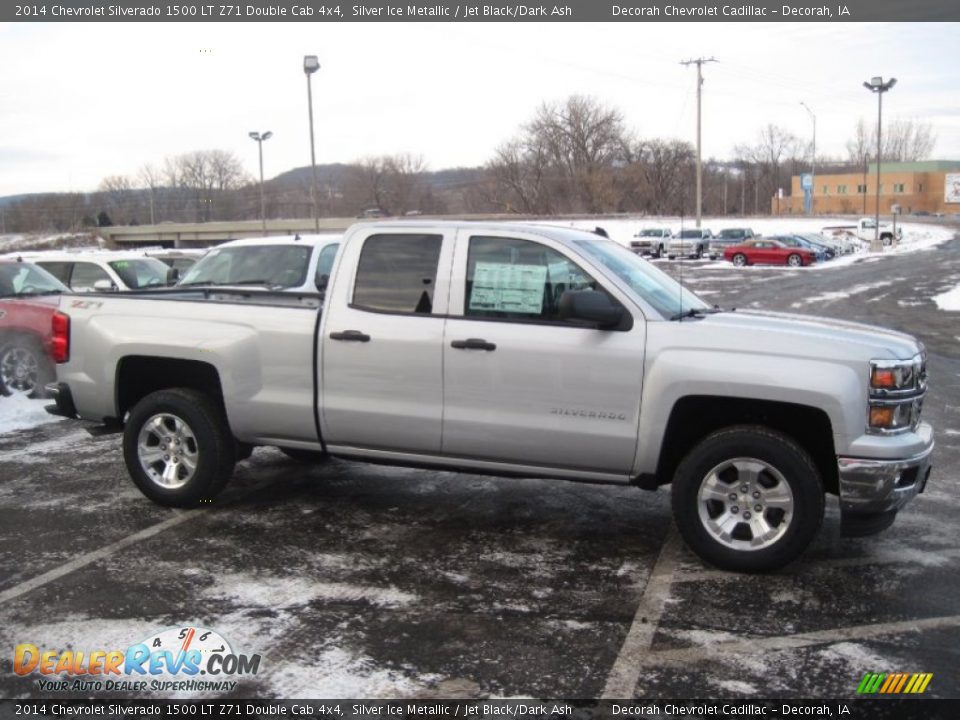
(651, 395, 838, 495)
(115, 356, 226, 420)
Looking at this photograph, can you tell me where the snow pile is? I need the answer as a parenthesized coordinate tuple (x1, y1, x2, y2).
(0, 232, 101, 254)
(933, 283, 960, 311)
(0, 393, 63, 433)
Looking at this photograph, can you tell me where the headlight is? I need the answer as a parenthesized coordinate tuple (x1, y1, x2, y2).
(867, 354, 927, 434)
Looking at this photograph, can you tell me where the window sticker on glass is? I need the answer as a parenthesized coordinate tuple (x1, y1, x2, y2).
(469, 262, 547, 314)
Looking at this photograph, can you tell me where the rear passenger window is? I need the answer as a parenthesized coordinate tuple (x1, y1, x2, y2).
(69, 262, 113, 291)
(36, 262, 71, 284)
(465, 236, 600, 323)
(315, 243, 339, 291)
(352, 234, 442, 314)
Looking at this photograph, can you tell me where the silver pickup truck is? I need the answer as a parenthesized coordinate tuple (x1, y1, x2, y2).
(46, 221, 934, 572)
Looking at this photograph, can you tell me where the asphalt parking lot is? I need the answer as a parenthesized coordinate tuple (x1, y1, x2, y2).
(1, 233, 958, 700)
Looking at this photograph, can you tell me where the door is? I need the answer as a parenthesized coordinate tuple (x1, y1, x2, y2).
(320, 229, 454, 454)
(442, 231, 646, 475)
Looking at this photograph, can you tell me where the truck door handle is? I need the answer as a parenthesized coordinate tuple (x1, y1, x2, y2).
(451, 338, 496, 351)
(329, 330, 371, 342)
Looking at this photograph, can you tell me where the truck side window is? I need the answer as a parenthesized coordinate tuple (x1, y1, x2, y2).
(464, 236, 600, 323)
(352, 234, 442, 314)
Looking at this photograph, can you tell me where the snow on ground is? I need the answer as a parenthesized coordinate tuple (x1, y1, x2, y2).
(933, 283, 960, 311)
(0, 232, 100, 254)
(530, 216, 956, 271)
(0, 394, 63, 434)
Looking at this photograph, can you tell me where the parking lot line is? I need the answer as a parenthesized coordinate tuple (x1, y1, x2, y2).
(631, 613, 960, 667)
(601, 525, 684, 699)
(0, 512, 192, 604)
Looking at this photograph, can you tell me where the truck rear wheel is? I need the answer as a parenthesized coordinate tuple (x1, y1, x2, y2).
(671, 426, 824, 573)
(123, 388, 236, 508)
(0, 337, 53, 399)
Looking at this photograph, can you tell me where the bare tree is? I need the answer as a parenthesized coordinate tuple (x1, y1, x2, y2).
(735, 124, 800, 211)
(847, 117, 937, 164)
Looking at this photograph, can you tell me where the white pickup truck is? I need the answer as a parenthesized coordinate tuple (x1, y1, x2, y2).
(822, 217, 902, 246)
(46, 221, 934, 572)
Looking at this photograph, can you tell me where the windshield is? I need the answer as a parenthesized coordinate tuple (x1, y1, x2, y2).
(718, 230, 744, 239)
(180, 245, 312, 289)
(0, 262, 69, 297)
(574, 239, 709, 319)
(638, 229, 663, 237)
(108, 259, 170, 289)
(677, 229, 703, 239)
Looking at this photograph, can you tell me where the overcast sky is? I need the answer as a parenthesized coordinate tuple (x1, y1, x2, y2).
(0, 21, 957, 197)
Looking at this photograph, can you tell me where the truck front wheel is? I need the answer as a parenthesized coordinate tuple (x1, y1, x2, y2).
(671, 426, 824, 572)
(123, 388, 236, 508)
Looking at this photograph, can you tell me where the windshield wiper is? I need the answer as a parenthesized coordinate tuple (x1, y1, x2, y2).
(670, 306, 724, 321)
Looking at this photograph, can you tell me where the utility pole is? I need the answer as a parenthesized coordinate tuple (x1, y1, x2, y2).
(681, 56, 717, 228)
(800, 101, 816, 215)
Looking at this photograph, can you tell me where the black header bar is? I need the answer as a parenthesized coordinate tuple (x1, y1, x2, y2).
(5, 0, 960, 23)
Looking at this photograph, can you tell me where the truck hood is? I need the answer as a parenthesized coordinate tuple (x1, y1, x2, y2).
(664, 309, 921, 362)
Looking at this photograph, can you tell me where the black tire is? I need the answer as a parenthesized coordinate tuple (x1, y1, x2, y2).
(881, 234, 892, 247)
(0, 337, 54, 399)
(279, 447, 329, 464)
(732, 253, 748, 267)
(123, 388, 236, 508)
(671, 425, 824, 573)
(786, 253, 802, 267)
(695, 245, 704, 259)
(655, 244, 664, 259)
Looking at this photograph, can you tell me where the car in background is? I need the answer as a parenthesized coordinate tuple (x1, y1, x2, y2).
(177, 234, 342, 294)
(770, 235, 830, 262)
(711, 228, 756, 251)
(723, 238, 817, 268)
(668, 228, 713, 259)
(797, 232, 856, 256)
(6, 250, 173, 292)
(630, 228, 672, 258)
(143, 248, 205, 281)
(0, 259, 70, 398)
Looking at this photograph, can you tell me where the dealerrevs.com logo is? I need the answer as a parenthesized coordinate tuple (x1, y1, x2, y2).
(14, 626, 261, 693)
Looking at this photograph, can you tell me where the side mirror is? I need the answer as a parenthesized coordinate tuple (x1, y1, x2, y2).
(558, 290, 628, 330)
(167, 267, 180, 285)
(93, 279, 116, 292)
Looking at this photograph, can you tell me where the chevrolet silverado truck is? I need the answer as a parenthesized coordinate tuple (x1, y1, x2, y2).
(45, 221, 934, 572)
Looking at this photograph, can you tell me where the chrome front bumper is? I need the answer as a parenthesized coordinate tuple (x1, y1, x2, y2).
(837, 443, 934, 516)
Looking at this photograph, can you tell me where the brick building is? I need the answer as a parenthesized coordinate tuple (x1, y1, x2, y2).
(775, 160, 960, 215)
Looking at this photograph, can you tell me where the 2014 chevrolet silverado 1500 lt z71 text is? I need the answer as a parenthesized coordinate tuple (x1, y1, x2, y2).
(45, 222, 934, 572)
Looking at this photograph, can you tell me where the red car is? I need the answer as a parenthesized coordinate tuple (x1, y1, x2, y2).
(0, 259, 70, 398)
(723, 239, 817, 267)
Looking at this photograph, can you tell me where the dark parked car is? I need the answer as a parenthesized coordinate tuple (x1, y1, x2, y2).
(723, 239, 817, 267)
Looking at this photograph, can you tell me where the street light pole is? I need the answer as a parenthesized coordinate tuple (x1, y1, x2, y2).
(863, 76, 896, 252)
(248, 131, 273, 234)
(304, 55, 321, 234)
(800, 101, 816, 215)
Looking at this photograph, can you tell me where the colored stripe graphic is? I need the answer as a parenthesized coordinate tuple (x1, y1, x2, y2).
(857, 672, 932, 694)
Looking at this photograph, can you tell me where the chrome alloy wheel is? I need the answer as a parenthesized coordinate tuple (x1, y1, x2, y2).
(696, 457, 794, 551)
(1, 345, 39, 395)
(137, 413, 200, 490)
